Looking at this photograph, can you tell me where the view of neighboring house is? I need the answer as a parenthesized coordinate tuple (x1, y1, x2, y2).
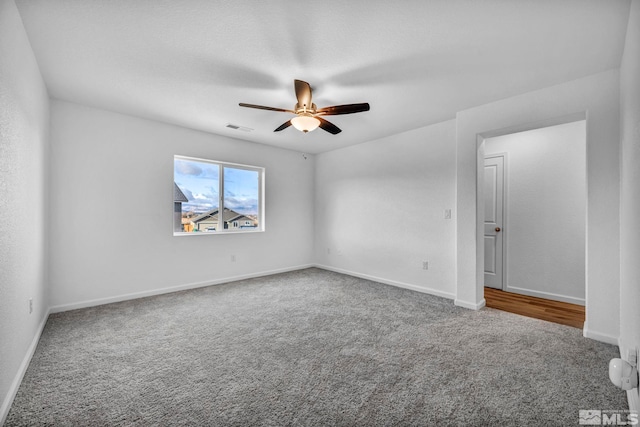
(173, 182, 188, 232)
(190, 207, 257, 232)
(174, 180, 257, 233)
(181, 216, 195, 233)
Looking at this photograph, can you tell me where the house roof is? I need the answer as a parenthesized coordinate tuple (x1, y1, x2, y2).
(174, 183, 188, 203)
(191, 208, 251, 224)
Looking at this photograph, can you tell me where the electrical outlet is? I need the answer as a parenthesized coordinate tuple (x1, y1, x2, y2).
(423, 261, 429, 270)
(444, 209, 452, 219)
(29, 298, 33, 314)
(327, 248, 331, 255)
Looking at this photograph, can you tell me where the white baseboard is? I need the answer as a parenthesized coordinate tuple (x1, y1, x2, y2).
(505, 285, 585, 306)
(454, 298, 486, 310)
(582, 324, 619, 346)
(50, 264, 314, 313)
(0, 308, 51, 426)
(314, 264, 456, 300)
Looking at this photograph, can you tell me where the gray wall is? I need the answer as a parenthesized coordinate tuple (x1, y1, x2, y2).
(620, 0, 640, 408)
(0, 0, 50, 421)
(48, 100, 315, 310)
(315, 120, 457, 297)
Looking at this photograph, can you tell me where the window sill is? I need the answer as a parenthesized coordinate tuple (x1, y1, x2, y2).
(173, 229, 265, 236)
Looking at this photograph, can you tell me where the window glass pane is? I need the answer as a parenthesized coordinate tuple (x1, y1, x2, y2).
(174, 158, 219, 232)
(224, 167, 259, 230)
(173, 156, 263, 234)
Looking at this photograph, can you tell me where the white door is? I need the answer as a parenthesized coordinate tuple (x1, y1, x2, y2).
(484, 155, 504, 289)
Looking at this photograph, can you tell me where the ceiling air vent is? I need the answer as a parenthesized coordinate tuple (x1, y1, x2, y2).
(226, 123, 253, 132)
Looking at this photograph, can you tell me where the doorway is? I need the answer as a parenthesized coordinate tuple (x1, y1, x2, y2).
(482, 120, 587, 307)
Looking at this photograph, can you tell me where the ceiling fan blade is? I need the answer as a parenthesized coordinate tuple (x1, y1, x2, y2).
(316, 103, 370, 116)
(274, 120, 292, 132)
(239, 103, 294, 113)
(317, 117, 342, 135)
(294, 80, 313, 109)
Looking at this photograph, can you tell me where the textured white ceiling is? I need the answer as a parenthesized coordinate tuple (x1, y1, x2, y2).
(15, 0, 631, 153)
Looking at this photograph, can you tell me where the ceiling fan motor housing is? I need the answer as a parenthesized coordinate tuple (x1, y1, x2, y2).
(295, 103, 317, 114)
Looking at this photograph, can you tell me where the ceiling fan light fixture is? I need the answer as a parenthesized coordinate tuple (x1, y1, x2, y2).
(291, 114, 320, 133)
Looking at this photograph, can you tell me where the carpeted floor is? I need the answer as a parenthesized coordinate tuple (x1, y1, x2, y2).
(6, 268, 627, 426)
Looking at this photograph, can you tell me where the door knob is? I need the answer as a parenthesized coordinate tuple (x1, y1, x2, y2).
(495, 227, 501, 232)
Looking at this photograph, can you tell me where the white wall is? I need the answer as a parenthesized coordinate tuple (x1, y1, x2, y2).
(49, 100, 315, 309)
(456, 70, 620, 343)
(619, 0, 640, 408)
(484, 121, 586, 304)
(0, 0, 50, 422)
(314, 120, 456, 298)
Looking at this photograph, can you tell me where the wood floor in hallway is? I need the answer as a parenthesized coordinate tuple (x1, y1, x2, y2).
(484, 287, 585, 329)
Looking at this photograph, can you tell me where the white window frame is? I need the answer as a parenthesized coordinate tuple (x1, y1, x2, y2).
(174, 155, 265, 236)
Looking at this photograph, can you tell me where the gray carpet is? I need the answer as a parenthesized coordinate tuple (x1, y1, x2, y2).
(6, 268, 627, 426)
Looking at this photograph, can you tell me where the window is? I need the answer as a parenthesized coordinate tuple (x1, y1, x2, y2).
(173, 155, 264, 234)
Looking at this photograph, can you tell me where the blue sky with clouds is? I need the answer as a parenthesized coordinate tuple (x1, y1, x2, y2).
(174, 158, 259, 215)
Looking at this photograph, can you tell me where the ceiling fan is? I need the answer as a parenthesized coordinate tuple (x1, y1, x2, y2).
(239, 79, 370, 134)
